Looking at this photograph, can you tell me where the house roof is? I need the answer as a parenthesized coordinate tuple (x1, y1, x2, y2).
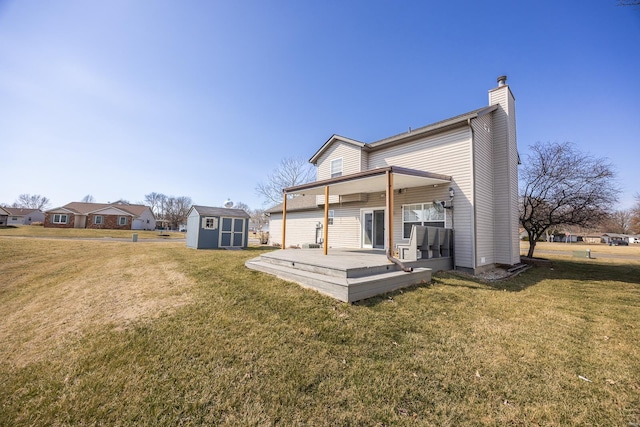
(190, 205, 251, 218)
(47, 202, 153, 217)
(3, 207, 41, 216)
(309, 105, 497, 164)
(0, 206, 9, 215)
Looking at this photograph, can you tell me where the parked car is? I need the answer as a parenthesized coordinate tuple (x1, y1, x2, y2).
(610, 240, 628, 246)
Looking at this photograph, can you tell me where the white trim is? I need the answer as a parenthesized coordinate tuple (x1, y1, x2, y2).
(53, 214, 68, 224)
(401, 202, 446, 239)
(94, 215, 103, 225)
(218, 217, 245, 247)
(118, 216, 128, 226)
(330, 158, 343, 178)
(360, 206, 386, 249)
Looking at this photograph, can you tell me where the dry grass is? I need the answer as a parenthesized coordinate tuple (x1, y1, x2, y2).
(0, 238, 194, 368)
(0, 225, 186, 239)
(1, 236, 639, 425)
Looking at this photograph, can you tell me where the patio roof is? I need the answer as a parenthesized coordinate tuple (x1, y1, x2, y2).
(284, 166, 451, 196)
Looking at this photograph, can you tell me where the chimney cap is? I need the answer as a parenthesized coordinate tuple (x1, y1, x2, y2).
(497, 75, 507, 86)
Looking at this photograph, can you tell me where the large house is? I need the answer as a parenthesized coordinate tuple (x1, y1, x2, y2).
(44, 202, 155, 230)
(265, 76, 520, 275)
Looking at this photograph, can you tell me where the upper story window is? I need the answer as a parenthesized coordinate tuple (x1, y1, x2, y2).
(330, 158, 343, 178)
(118, 216, 128, 226)
(53, 214, 68, 224)
(94, 215, 103, 225)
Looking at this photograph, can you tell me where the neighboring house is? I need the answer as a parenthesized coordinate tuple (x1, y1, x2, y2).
(602, 233, 634, 245)
(582, 234, 603, 244)
(3, 208, 45, 225)
(266, 76, 520, 274)
(44, 202, 155, 230)
(0, 207, 8, 226)
(186, 205, 250, 249)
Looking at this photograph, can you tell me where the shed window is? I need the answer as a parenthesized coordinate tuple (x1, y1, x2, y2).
(330, 158, 343, 178)
(401, 203, 445, 239)
(203, 217, 218, 229)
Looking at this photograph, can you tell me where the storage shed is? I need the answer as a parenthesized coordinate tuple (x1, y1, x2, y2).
(186, 205, 251, 249)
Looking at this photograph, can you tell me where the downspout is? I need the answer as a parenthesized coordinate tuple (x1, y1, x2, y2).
(385, 170, 413, 272)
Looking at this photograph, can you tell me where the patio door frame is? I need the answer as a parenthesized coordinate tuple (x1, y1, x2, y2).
(361, 207, 386, 249)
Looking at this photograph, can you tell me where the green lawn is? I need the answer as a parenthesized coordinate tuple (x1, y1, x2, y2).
(0, 237, 638, 425)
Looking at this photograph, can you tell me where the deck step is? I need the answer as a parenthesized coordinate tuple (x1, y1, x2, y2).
(245, 257, 432, 303)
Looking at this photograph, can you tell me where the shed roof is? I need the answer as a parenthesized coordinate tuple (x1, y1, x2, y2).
(190, 205, 250, 218)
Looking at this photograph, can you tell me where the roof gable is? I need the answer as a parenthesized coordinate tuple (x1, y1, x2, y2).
(309, 135, 366, 165)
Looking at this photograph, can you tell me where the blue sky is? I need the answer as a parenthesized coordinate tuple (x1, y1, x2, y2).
(1, 0, 638, 210)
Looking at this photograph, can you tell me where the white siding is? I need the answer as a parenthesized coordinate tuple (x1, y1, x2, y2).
(316, 141, 364, 180)
(472, 114, 495, 267)
(489, 85, 520, 265)
(367, 128, 475, 269)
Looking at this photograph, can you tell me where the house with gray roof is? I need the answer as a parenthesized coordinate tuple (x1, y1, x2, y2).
(3, 208, 45, 225)
(258, 76, 520, 276)
(44, 202, 155, 230)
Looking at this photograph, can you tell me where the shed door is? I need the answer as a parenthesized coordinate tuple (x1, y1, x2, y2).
(219, 217, 245, 247)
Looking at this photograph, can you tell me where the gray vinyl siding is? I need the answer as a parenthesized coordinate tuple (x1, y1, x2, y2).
(472, 114, 495, 267)
(367, 127, 475, 269)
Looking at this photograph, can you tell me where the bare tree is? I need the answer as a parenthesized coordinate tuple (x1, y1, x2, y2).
(233, 201, 250, 211)
(14, 194, 51, 210)
(630, 193, 640, 234)
(520, 141, 619, 258)
(600, 210, 632, 234)
(256, 157, 315, 207)
(250, 208, 268, 231)
(163, 196, 192, 230)
(81, 194, 96, 203)
(145, 192, 167, 218)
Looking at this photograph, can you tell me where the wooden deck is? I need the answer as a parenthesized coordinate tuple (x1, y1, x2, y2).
(245, 248, 452, 302)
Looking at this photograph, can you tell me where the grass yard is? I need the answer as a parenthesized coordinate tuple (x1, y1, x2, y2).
(0, 237, 639, 425)
(0, 225, 186, 240)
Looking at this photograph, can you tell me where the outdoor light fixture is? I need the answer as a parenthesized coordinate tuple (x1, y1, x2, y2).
(449, 187, 455, 200)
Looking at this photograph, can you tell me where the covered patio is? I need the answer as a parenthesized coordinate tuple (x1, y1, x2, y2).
(246, 166, 455, 302)
(280, 166, 452, 256)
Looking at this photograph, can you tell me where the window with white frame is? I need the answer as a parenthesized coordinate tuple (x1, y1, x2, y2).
(330, 158, 343, 178)
(203, 217, 218, 229)
(118, 216, 128, 226)
(401, 203, 445, 239)
(328, 210, 334, 225)
(94, 215, 103, 225)
(53, 214, 68, 224)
